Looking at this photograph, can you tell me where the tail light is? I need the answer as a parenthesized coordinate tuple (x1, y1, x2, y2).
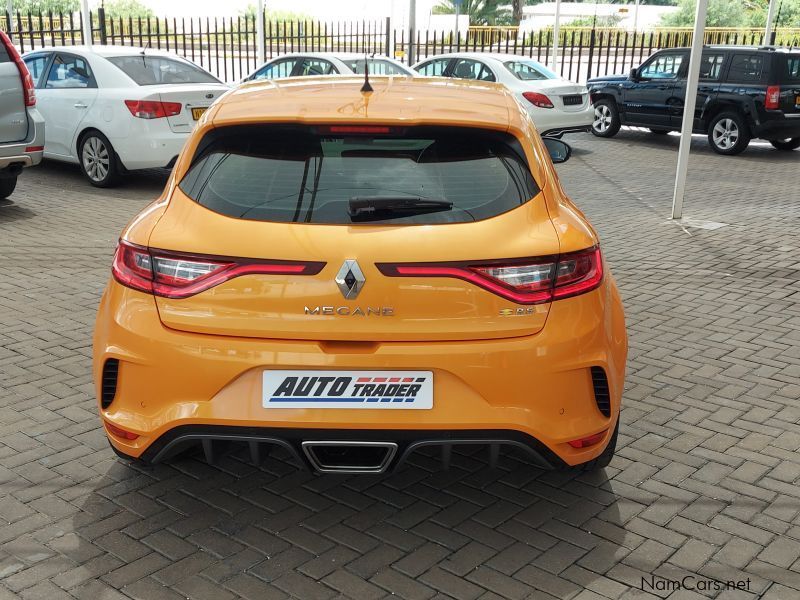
(522, 91, 554, 109)
(0, 30, 36, 107)
(124, 100, 183, 119)
(112, 240, 325, 298)
(765, 85, 781, 110)
(378, 247, 603, 305)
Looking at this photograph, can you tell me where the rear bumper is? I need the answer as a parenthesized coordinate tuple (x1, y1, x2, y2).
(0, 107, 44, 172)
(525, 103, 594, 138)
(124, 424, 568, 470)
(93, 277, 627, 469)
(112, 120, 188, 170)
(751, 112, 800, 140)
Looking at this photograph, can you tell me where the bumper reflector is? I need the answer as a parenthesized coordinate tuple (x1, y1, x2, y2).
(567, 430, 606, 449)
(105, 421, 139, 441)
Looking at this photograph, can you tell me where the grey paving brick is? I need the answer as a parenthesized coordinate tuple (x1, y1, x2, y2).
(3, 132, 800, 600)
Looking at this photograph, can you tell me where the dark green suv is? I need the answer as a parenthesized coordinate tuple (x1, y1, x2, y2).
(587, 46, 800, 155)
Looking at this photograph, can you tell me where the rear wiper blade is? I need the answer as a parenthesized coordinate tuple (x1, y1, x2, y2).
(349, 196, 453, 221)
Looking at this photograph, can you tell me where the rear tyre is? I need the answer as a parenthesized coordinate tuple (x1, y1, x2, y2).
(591, 100, 621, 138)
(79, 131, 121, 187)
(0, 176, 17, 199)
(649, 128, 670, 135)
(575, 422, 618, 472)
(708, 112, 750, 155)
(770, 137, 800, 151)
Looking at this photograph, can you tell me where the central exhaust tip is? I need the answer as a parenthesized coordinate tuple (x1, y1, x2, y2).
(302, 441, 398, 474)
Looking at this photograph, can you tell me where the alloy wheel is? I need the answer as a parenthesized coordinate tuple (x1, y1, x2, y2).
(82, 136, 110, 183)
(593, 105, 612, 133)
(712, 118, 739, 151)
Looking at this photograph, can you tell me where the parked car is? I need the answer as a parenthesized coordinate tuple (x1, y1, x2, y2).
(587, 46, 800, 155)
(412, 52, 594, 138)
(94, 76, 627, 473)
(0, 31, 44, 199)
(21, 46, 229, 187)
(243, 52, 415, 82)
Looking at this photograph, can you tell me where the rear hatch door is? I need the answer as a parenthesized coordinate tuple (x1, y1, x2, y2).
(147, 124, 561, 342)
(0, 41, 27, 143)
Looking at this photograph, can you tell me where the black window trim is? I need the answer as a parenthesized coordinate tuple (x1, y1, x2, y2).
(725, 52, 766, 84)
(414, 57, 455, 77)
(23, 51, 55, 89)
(638, 49, 688, 81)
(292, 57, 340, 77)
(44, 51, 98, 89)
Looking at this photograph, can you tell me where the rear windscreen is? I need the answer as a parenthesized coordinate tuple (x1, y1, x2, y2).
(179, 125, 540, 225)
(107, 55, 219, 85)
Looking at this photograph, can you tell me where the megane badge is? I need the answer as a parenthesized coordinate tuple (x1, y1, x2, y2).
(335, 259, 366, 299)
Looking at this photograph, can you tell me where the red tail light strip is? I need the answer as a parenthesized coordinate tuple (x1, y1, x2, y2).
(0, 30, 36, 107)
(112, 240, 325, 298)
(377, 247, 603, 305)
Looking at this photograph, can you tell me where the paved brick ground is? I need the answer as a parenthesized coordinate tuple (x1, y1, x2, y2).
(1, 131, 799, 600)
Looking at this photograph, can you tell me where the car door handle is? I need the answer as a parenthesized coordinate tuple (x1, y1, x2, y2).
(74, 102, 88, 108)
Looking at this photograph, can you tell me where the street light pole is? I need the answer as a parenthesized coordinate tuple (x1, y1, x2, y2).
(256, 0, 265, 64)
(551, 0, 561, 72)
(670, 0, 709, 220)
(764, 0, 777, 45)
(81, 0, 91, 46)
(408, 0, 416, 65)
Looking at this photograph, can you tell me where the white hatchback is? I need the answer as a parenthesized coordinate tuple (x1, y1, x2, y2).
(22, 46, 229, 187)
(413, 52, 593, 138)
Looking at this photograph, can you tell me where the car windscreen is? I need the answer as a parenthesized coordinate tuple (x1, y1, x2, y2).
(340, 58, 410, 76)
(179, 125, 539, 225)
(107, 55, 219, 85)
(504, 60, 558, 81)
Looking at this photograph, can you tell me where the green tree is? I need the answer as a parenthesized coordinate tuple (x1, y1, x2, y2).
(11, 0, 79, 13)
(240, 5, 311, 21)
(746, 0, 800, 27)
(660, 0, 748, 26)
(103, 0, 153, 19)
(432, 0, 512, 26)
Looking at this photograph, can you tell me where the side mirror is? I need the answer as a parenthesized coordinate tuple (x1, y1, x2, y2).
(629, 68, 640, 81)
(542, 137, 572, 164)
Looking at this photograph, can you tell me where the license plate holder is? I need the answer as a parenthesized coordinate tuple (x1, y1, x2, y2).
(191, 107, 208, 120)
(262, 370, 433, 409)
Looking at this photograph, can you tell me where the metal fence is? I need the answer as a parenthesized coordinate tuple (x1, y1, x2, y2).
(2, 11, 799, 84)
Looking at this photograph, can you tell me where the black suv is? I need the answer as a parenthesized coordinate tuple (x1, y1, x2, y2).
(587, 46, 800, 155)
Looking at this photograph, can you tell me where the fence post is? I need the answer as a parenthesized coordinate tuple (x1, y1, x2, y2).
(97, 6, 107, 44)
(384, 16, 390, 57)
(256, 0, 265, 65)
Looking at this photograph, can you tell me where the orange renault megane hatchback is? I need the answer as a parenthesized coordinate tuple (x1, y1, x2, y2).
(93, 75, 627, 473)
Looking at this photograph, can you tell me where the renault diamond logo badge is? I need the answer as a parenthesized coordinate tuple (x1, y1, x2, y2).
(335, 260, 366, 299)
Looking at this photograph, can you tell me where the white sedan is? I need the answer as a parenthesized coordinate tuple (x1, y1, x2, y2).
(243, 52, 415, 82)
(412, 52, 593, 138)
(22, 46, 229, 186)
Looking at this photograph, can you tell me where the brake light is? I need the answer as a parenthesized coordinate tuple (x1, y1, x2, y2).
(522, 91, 554, 109)
(567, 430, 606, 449)
(315, 125, 399, 135)
(765, 85, 781, 110)
(0, 31, 36, 107)
(377, 247, 603, 305)
(124, 100, 183, 119)
(111, 240, 325, 298)
(105, 421, 139, 441)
